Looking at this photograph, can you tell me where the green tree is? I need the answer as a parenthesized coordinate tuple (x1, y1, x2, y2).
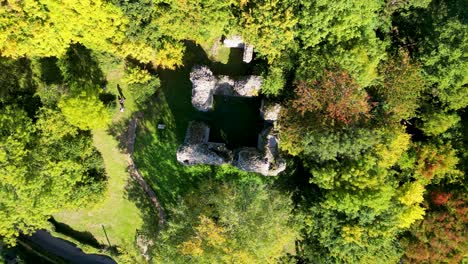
(418, 110, 461, 136)
(261, 66, 286, 96)
(123, 65, 161, 105)
(378, 53, 426, 121)
(58, 93, 111, 131)
(152, 0, 233, 44)
(393, 0, 468, 110)
(236, 0, 298, 62)
(297, 0, 387, 86)
(154, 180, 300, 263)
(0, 107, 105, 245)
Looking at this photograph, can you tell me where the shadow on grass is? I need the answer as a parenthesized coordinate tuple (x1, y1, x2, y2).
(134, 92, 212, 208)
(124, 177, 159, 238)
(48, 217, 104, 249)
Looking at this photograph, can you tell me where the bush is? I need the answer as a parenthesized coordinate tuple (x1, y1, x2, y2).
(261, 67, 285, 96)
(58, 93, 111, 130)
(128, 77, 161, 105)
(122, 66, 152, 85)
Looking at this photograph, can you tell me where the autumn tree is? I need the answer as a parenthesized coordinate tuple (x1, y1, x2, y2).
(403, 191, 467, 263)
(0, 0, 181, 68)
(378, 53, 426, 121)
(153, 180, 300, 263)
(293, 69, 371, 126)
(235, 0, 298, 62)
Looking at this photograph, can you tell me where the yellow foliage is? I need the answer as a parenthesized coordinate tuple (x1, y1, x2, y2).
(122, 67, 152, 85)
(195, 215, 227, 247)
(0, 0, 127, 57)
(398, 182, 425, 206)
(0, 0, 184, 67)
(374, 128, 411, 168)
(397, 205, 425, 229)
(118, 41, 157, 64)
(342, 225, 364, 246)
(151, 41, 185, 69)
(178, 215, 227, 256)
(179, 238, 204, 256)
(239, 0, 249, 7)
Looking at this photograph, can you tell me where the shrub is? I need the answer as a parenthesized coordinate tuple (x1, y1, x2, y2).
(262, 67, 285, 96)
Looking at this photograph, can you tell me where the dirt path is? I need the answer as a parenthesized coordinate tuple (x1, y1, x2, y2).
(125, 114, 167, 229)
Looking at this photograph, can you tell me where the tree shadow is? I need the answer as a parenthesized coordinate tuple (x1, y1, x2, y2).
(124, 177, 159, 237)
(133, 90, 211, 208)
(60, 43, 107, 91)
(37, 57, 63, 85)
(0, 57, 42, 118)
(48, 217, 105, 249)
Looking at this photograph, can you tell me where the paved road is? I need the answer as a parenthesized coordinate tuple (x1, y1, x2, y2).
(22, 230, 117, 264)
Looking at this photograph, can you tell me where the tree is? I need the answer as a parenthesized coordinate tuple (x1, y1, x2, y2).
(153, 180, 300, 263)
(403, 191, 467, 263)
(418, 110, 461, 136)
(261, 66, 286, 96)
(414, 143, 462, 183)
(235, 0, 298, 62)
(302, 182, 424, 263)
(0, 0, 181, 68)
(123, 65, 161, 105)
(296, 0, 387, 86)
(0, 107, 106, 244)
(378, 53, 426, 121)
(292, 69, 371, 126)
(58, 93, 111, 131)
(393, 0, 468, 110)
(152, 0, 233, 45)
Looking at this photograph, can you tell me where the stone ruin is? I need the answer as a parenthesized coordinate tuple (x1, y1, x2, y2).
(223, 35, 254, 63)
(176, 121, 233, 166)
(190, 65, 263, 112)
(177, 66, 286, 176)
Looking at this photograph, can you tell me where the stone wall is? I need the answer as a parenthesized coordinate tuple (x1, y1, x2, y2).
(189, 65, 263, 112)
(178, 65, 286, 176)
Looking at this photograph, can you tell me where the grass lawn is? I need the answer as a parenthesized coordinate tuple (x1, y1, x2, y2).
(53, 55, 151, 262)
(54, 130, 143, 247)
(199, 39, 231, 64)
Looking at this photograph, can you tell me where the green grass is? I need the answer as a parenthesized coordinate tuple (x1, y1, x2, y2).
(53, 56, 149, 262)
(199, 39, 230, 64)
(54, 130, 143, 249)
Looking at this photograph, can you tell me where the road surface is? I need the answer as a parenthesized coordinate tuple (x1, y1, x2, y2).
(22, 230, 117, 264)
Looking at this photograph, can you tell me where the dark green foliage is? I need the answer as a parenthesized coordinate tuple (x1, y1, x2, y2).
(393, 0, 468, 110)
(261, 67, 285, 96)
(0, 107, 106, 244)
(57, 44, 106, 92)
(300, 128, 379, 163)
(128, 77, 160, 105)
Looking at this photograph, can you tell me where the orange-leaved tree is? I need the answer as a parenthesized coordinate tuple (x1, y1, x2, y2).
(293, 69, 371, 126)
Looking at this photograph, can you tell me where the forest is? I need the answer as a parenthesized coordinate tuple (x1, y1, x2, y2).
(0, 0, 466, 263)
